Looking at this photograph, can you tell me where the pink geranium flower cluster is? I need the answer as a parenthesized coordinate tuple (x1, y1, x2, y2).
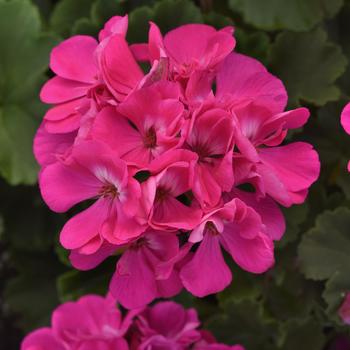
(21, 294, 244, 350)
(36, 15, 320, 308)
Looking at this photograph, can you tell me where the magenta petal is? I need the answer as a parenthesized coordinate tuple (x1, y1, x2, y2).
(70, 242, 118, 271)
(180, 234, 232, 297)
(50, 35, 98, 83)
(234, 190, 285, 241)
(60, 198, 109, 250)
(216, 53, 287, 114)
(258, 142, 320, 205)
(156, 269, 183, 298)
(21, 328, 64, 350)
(152, 197, 202, 231)
(33, 121, 76, 167)
(221, 228, 274, 274)
(98, 15, 128, 42)
(341, 102, 350, 134)
(40, 76, 90, 104)
(100, 34, 144, 101)
(39, 160, 100, 212)
(110, 249, 157, 309)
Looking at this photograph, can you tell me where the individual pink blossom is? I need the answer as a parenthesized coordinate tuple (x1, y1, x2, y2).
(39, 140, 145, 254)
(91, 81, 185, 168)
(216, 53, 320, 207)
(185, 102, 235, 207)
(109, 230, 184, 309)
(132, 301, 201, 349)
(22, 296, 245, 350)
(141, 149, 202, 231)
(149, 23, 235, 80)
(180, 198, 274, 297)
(21, 294, 136, 350)
(339, 292, 350, 325)
(40, 16, 128, 134)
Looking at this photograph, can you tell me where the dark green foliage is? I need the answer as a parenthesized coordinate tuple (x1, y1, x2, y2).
(1, 0, 350, 349)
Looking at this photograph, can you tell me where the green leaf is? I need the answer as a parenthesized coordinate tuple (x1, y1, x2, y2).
(57, 259, 115, 302)
(299, 207, 350, 319)
(277, 203, 309, 248)
(203, 11, 233, 29)
(0, 106, 38, 184)
(91, 0, 125, 25)
(127, 0, 203, 43)
(229, 0, 343, 32)
(50, 0, 95, 37)
(4, 251, 63, 331)
(235, 28, 271, 64)
(299, 207, 350, 280)
(279, 318, 326, 350)
(206, 298, 280, 350)
(153, 0, 203, 33)
(0, 0, 59, 184)
(270, 28, 347, 107)
(217, 259, 263, 304)
(323, 272, 350, 320)
(127, 6, 154, 43)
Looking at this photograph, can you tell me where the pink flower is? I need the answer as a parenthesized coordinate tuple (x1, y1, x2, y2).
(91, 81, 185, 168)
(40, 16, 128, 134)
(110, 230, 185, 309)
(216, 53, 320, 207)
(39, 140, 144, 254)
(150, 23, 235, 80)
(339, 292, 350, 325)
(180, 198, 274, 297)
(132, 301, 201, 349)
(21, 294, 136, 350)
(35, 16, 320, 304)
(341, 102, 350, 171)
(185, 102, 235, 208)
(141, 149, 202, 231)
(22, 296, 245, 350)
(33, 121, 77, 167)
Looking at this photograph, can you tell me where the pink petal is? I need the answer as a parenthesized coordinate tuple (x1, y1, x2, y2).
(164, 24, 234, 69)
(43, 98, 85, 133)
(152, 197, 202, 231)
(220, 228, 274, 274)
(216, 53, 287, 114)
(40, 76, 90, 104)
(110, 249, 157, 309)
(33, 121, 76, 167)
(180, 234, 232, 297)
(233, 190, 285, 241)
(100, 34, 144, 101)
(148, 22, 165, 62)
(258, 142, 320, 206)
(156, 269, 183, 298)
(341, 102, 350, 134)
(98, 15, 128, 42)
(39, 160, 100, 212)
(193, 163, 222, 208)
(21, 328, 64, 350)
(60, 198, 109, 250)
(50, 36, 98, 83)
(70, 242, 118, 271)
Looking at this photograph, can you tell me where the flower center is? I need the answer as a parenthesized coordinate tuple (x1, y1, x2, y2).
(143, 127, 157, 149)
(206, 222, 219, 235)
(99, 183, 120, 199)
(155, 186, 170, 203)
